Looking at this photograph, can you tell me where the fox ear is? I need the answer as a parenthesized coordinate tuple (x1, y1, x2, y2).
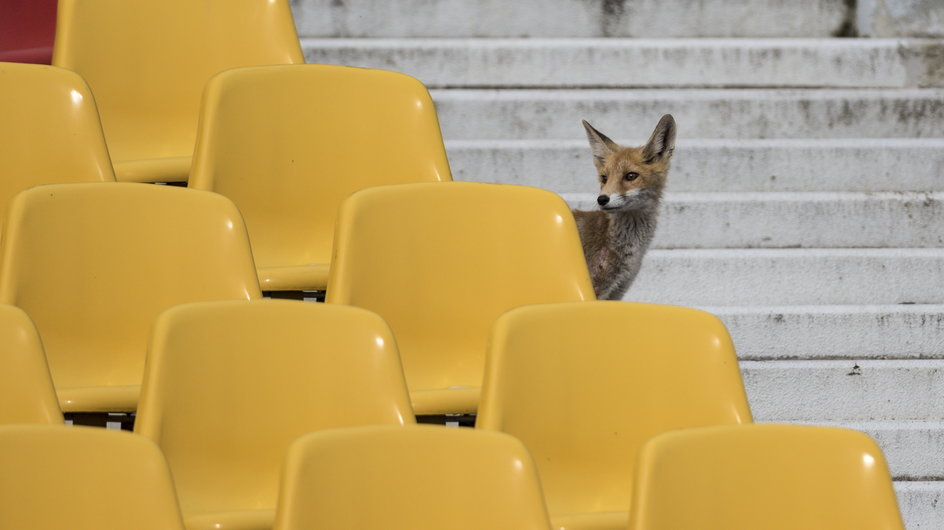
(642, 114, 676, 163)
(582, 120, 619, 166)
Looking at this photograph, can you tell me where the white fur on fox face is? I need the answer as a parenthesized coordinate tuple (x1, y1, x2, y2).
(602, 188, 641, 209)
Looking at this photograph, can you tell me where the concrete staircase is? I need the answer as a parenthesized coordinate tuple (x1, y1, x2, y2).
(296, 0, 944, 526)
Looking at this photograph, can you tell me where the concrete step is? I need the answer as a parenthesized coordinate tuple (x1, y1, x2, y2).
(291, 0, 850, 38)
(789, 421, 944, 481)
(564, 191, 944, 249)
(707, 305, 944, 361)
(431, 89, 944, 139)
(896, 481, 944, 529)
(741, 359, 944, 422)
(449, 138, 944, 194)
(859, 0, 944, 38)
(304, 38, 944, 89)
(628, 248, 944, 306)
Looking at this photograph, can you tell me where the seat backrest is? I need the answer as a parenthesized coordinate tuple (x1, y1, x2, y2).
(189, 64, 452, 274)
(0, 425, 186, 530)
(476, 301, 752, 517)
(135, 300, 415, 518)
(0, 183, 262, 411)
(52, 0, 303, 180)
(628, 424, 905, 530)
(326, 182, 595, 406)
(273, 425, 552, 530)
(0, 304, 62, 424)
(0, 62, 113, 223)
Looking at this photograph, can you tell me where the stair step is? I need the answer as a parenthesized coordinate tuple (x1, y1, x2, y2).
(291, 0, 850, 38)
(564, 192, 944, 249)
(448, 138, 944, 193)
(304, 38, 944, 89)
(628, 248, 944, 306)
(707, 305, 944, 361)
(896, 481, 944, 529)
(773, 421, 944, 480)
(742, 360, 944, 422)
(431, 89, 944, 139)
(858, 0, 944, 38)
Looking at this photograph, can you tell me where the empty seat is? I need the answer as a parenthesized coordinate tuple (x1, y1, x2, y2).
(0, 304, 62, 424)
(135, 300, 416, 530)
(0, 424, 186, 530)
(628, 424, 905, 530)
(189, 64, 452, 294)
(0, 62, 114, 227)
(476, 301, 753, 530)
(52, 0, 304, 183)
(0, 183, 262, 414)
(326, 182, 595, 416)
(273, 425, 553, 530)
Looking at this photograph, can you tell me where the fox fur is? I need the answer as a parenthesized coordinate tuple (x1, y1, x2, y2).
(572, 114, 676, 300)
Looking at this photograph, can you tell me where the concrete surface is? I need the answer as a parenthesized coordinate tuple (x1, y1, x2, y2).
(629, 248, 944, 306)
(447, 138, 944, 193)
(304, 38, 944, 88)
(564, 191, 944, 248)
(291, 0, 850, 38)
(431, 89, 944, 139)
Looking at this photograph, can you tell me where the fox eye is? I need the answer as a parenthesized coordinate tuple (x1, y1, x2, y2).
(624, 172, 639, 182)
(600, 174, 608, 184)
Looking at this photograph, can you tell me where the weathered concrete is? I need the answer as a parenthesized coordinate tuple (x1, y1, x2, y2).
(431, 89, 944, 139)
(741, 360, 944, 422)
(564, 191, 944, 249)
(304, 38, 944, 88)
(628, 249, 944, 306)
(896, 482, 944, 529)
(771, 422, 944, 481)
(859, 0, 944, 38)
(291, 0, 850, 38)
(706, 305, 944, 360)
(447, 138, 944, 193)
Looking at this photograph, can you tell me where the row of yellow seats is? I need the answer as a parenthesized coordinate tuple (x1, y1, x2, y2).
(0, 59, 451, 294)
(0, 422, 905, 530)
(0, 292, 905, 529)
(0, 180, 590, 417)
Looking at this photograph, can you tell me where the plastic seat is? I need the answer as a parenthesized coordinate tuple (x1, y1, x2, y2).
(0, 305, 62, 424)
(0, 424, 186, 530)
(0, 0, 57, 63)
(476, 301, 753, 530)
(0, 62, 114, 225)
(52, 0, 303, 183)
(188, 64, 452, 293)
(628, 424, 906, 530)
(135, 300, 416, 530)
(0, 183, 262, 414)
(326, 182, 595, 416)
(273, 425, 553, 530)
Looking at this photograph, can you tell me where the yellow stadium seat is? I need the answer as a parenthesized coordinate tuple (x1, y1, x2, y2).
(52, 0, 303, 183)
(135, 300, 416, 530)
(0, 304, 62, 424)
(326, 182, 595, 417)
(0, 62, 114, 224)
(0, 183, 261, 415)
(0, 425, 186, 530)
(273, 425, 553, 530)
(189, 64, 452, 294)
(628, 424, 905, 530)
(476, 301, 752, 530)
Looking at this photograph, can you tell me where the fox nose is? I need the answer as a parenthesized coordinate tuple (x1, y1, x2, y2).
(597, 195, 610, 206)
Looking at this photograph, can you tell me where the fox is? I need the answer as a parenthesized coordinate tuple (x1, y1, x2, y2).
(572, 114, 676, 300)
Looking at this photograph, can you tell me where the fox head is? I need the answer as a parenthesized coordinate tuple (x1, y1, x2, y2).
(582, 114, 676, 212)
